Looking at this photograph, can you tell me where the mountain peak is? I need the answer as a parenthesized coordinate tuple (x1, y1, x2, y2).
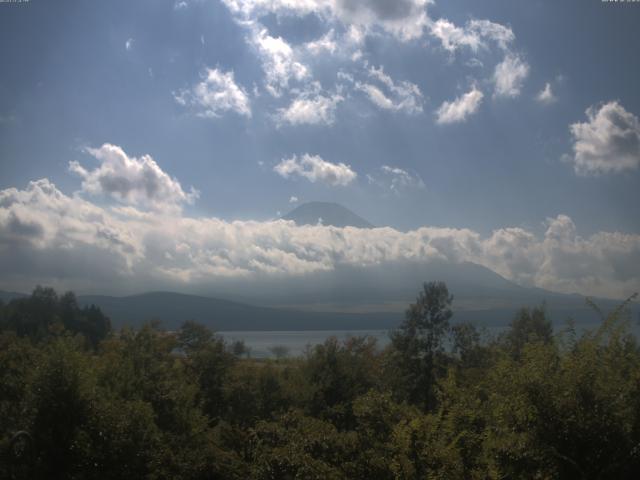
(282, 202, 374, 228)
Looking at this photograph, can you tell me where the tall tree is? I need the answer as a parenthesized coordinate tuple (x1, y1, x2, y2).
(388, 281, 453, 410)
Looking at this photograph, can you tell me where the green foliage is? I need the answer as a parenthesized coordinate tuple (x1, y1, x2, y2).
(269, 344, 290, 360)
(303, 336, 381, 429)
(224, 361, 291, 426)
(0, 286, 110, 347)
(388, 281, 453, 410)
(248, 411, 347, 479)
(178, 320, 236, 420)
(2, 285, 639, 479)
(499, 304, 553, 359)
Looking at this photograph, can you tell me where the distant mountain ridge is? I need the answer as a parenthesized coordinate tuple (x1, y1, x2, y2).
(1, 282, 635, 332)
(77, 292, 398, 331)
(2, 238, 636, 331)
(283, 202, 374, 228)
(0, 290, 27, 303)
(72, 288, 640, 332)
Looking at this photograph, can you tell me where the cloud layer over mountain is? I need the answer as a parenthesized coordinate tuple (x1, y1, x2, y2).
(2, 145, 639, 299)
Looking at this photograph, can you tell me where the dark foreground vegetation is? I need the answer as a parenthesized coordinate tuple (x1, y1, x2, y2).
(1, 284, 639, 479)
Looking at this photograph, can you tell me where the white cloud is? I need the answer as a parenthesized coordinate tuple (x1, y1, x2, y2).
(222, 0, 518, 56)
(222, 0, 431, 42)
(346, 24, 365, 49)
(466, 58, 483, 68)
(468, 19, 515, 51)
(2, 179, 639, 299)
(369, 165, 425, 192)
(484, 215, 640, 299)
(428, 18, 514, 53)
(125, 38, 134, 51)
(305, 29, 338, 55)
(69, 144, 199, 210)
(251, 28, 309, 97)
(219, 1, 527, 123)
(435, 86, 483, 124)
(331, 0, 431, 41)
(174, 68, 251, 118)
(0, 179, 142, 280)
(357, 83, 393, 109)
(429, 18, 480, 52)
(274, 153, 357, 186)
(220, 0, 322, 17)
(289, 196, 299, 203)
(493, 54, 529, 98)
(536, 82, 556, 104)
(356, 65, 423, 114)
(567, 101, 640, 175)
(277, 89, 343, 126)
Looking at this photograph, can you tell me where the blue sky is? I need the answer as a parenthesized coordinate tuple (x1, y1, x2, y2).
(1, 0, 639, 298)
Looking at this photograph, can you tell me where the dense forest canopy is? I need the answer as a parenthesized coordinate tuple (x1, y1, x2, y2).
(1, 284, 639, 479)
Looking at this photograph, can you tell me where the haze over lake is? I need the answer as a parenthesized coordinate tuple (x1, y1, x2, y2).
(220, 318, 640, 358)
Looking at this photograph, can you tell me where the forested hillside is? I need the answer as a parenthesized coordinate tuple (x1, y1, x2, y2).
(1, 284, 639, 479)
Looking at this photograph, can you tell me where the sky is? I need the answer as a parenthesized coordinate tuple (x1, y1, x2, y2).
(0, 0, 639, 299)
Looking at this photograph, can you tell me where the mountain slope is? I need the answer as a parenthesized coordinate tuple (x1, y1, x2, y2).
(77, 264, 634, 332)
(78, 292, 399, 331)
(0, 290, 27, 303)
(209, 259, 633, 326)
(4, 256, 635, 332)
(283, 202, 374, 228)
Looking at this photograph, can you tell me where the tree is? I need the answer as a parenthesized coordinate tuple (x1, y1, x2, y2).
(1, 288, 110, 347)
(177, 320, 236, 419)
(451, 321, 485, 369)
(230, 339, 249, 358)
(304, 336, 381, 429)
(28, 336, 92, 479)
(388, 281, 453, 410)
(269, 345, 290, 360)
(223, 362, 289, 426)
(501, 305, 553, 359)
(178, 319, 214, 353)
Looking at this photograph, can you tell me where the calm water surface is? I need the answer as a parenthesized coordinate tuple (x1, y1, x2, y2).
(220, 321, 640, 359)
(218, 330, 391, 358)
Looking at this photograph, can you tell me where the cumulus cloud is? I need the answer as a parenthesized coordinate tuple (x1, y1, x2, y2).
(218, 0, 527, 125)
(428, 18, 514, 53)
(174, 68, 251, 118)
(567, 101, 640, 175)
(488, 215, 640, 299)
(305, 29, 338, 55)
(222, 0, 431, 41)
(277, 88, 343, 126)
(493, 54, 529, 98)
(274, 153, 357, 186)
(356, 65, 423, 114)
(289, 196, 299, 203)
(220, 0, 322, 17)
(69, 144, 199, 210)
(331, 0, 431, 41)
(251, 28, 309, 97)
(435, 86, 483, 124)
(1, 179, 639, 299)
(125, 38, 134, 51)
(0, 179, 141, 283)
(536, 82, 556, 104)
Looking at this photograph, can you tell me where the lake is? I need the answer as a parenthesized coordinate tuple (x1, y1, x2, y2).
(218, 329, 392, 358)
(219, 320, 640, 358)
